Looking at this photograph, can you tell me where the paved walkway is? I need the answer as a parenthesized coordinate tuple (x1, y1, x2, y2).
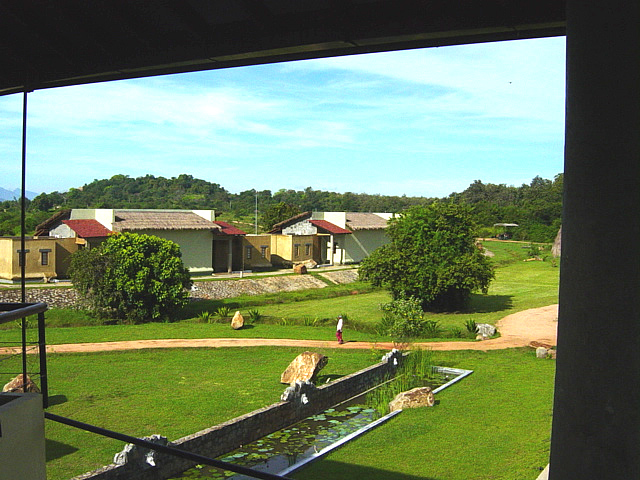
(0, 304, 558, 355)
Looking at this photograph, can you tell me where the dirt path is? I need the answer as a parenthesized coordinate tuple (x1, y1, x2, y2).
(3, 304, 557, 355)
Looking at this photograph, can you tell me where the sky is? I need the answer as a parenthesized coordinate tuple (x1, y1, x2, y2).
(0, 36, 566, 199)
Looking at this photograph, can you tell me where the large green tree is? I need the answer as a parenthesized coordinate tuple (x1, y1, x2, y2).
(69, 232, 192, 323)
(359, 202, 494, 311)
(260, 201, 301, 230)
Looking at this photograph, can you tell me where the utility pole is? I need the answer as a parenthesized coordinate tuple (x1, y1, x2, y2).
(254, 190, 258, 235)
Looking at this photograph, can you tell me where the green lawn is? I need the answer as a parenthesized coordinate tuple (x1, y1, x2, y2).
(44, 347, 379, 480)
(42, 346, 555, 480)
(294, 348, 555, 480)
(0, 241, 558, 346)
(7, 241, 558, 479)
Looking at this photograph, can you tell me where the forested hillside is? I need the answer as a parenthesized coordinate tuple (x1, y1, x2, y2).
(0, 173, 562, 242)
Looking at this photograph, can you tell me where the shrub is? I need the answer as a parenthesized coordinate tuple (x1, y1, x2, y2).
(215, 306, 232, 320)
(197, 311, 215, 324)
(247, 309, 263, 323)
(465, 319, 478, 334)
(69, 232, 192, 323)
(379, 297, 426, 339)
(422, 320, 442, 338)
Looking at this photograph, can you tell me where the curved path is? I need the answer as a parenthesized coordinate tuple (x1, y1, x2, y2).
(6, 304, 557, 355)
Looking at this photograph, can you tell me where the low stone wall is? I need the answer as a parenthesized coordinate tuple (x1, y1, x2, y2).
(71, 350, 403, 480)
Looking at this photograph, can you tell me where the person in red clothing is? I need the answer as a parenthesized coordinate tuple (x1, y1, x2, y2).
(336, 315, 344, 344)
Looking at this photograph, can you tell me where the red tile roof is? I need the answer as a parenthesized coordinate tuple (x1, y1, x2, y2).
(63, 219, 112, 238)
(213, 221, 247, 236)
(310, 220, 352, 235)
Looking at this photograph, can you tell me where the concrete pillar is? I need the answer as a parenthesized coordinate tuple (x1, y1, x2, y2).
(227, 237, 233, 273)
(549, 2, 640, 478)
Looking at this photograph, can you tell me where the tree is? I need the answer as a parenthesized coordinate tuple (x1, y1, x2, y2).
(359, 202, 494, 311)
(69, 232, 192, 323)
(260, 202, 301, 230)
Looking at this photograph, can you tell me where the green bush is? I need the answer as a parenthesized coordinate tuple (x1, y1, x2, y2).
(247, 309, 263, 323)
(359, 202, 495, 312)
(379, 297, 426, 339)
(69, 232, 192, 323)
(465, 319, 478, 334)
(215, 306, 232, 320)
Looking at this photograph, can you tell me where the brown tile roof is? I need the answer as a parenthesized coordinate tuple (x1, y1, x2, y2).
(309, 219, 351, 235)
(34, 209, 71, 236)
(112, 211, 220, 232)
(345, 212, 389, 231)
(63, 219, 112, 238)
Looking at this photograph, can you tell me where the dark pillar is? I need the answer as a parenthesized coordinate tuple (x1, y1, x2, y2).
(549, 2, 640, 478)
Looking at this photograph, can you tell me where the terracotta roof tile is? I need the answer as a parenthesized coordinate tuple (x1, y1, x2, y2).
(214, 221, 247, 236)
(63, 219, 112, 238)
(310, 219, 352, 235)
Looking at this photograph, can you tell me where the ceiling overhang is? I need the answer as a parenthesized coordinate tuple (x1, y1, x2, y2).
(0, 0, 565, 96)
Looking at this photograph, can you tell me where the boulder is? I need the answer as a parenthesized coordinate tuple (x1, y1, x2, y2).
(476, 323, 496, 337)
(293, 264, 307, 274)
(389, 387, 435, 412)
(2, 374, 40, 393)
(280, 351, 328, 384)
(476, 334, 488, 341)
(230, 311, 244, 330)
(536, 347, 549, 358)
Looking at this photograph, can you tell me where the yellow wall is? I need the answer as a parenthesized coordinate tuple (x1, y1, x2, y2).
(266, 234, 317, 266)
(135, 229, 214, 274)
(243, 235, 273, 269)
(0, 239, 12, 280)
(0, 237, 68, 282)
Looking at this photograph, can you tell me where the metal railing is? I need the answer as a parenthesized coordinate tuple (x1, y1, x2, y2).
(0, 302, 48, 407)
(45, 413, 292, 480)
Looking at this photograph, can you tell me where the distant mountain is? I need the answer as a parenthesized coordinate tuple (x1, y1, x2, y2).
(0, 187, 39, 201)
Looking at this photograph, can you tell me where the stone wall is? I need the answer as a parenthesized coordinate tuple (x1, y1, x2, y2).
(70, 350, 403, 480)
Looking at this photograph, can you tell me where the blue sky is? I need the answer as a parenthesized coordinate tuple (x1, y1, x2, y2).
(0, 36, 565, 198)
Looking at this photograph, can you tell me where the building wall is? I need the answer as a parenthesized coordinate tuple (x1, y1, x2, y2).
(267, 234, 317, 266)
(242, 235, 273, 269)
(0, 239, 12, 280)
(54, 238, 79, 278)
(343, 229, 390, 263)
(0, 237, 65, 282)
(282, 219, 316, 235)
(315, 211, 347, 228)
(48, 223, 74, 238)
(134, 229, 213, 274)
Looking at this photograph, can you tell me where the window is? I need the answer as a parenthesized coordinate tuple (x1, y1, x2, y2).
(260, 246, 268, 258)
(39, 249, 51, 266)
(246, 246, 252, 259)
(16, 249, 29, 267)
(305, 243, 312, 256)
(294, 244, 300, 257)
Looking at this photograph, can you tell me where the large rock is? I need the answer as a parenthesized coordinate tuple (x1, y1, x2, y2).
(389, 387, 435, 412)
(293, 264, 307, 274)
(230, 311, 244, 330)
(280, 351, 328, 384)
(476, 323, 496, 337)
(2, 374, 40, 393)
(113, 434, 170, 468)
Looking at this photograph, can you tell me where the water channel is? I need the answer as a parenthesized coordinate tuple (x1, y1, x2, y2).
(170, 367, 471, 480)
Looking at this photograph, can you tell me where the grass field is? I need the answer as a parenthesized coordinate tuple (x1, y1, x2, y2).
(44, 347, 380, 480)
(0, 240, 559, 479)
(0, 241, 559, 346)
(293, 348, 555, 480)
